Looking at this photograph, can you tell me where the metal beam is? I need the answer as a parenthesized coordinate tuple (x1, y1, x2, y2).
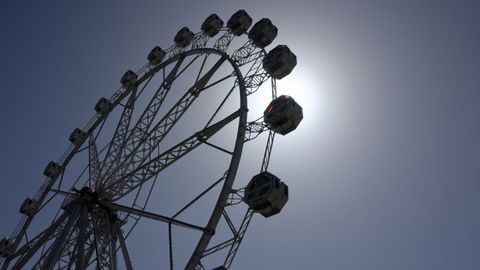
(98, 89, 137, 190)
(10, 210, 70, 269)
(105, 109, 241, 200)
(100, 56, 186, 191)
(103, 202, 205, 232)
(75, 205, 89, 270)
(223, 209, 254, 268)
(41, 205, 80, 270)
(117, 229, 133, 270)
(103, 56, 228, 199)
(261, 131, 276, 172)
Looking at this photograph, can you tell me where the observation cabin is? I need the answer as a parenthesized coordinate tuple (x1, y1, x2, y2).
(264, 95, 303, 135)
(227, 10, 252, 36)
(69, 128, 86, 146)
(43, 161, 61, 178)
(0, 237, 13, 258)
(19, 197, 37, 216)
(174, 27, 194, 48)
(120, 70, 138, 90)
(248, 18, 278, 48)
(201, 14, 224, 37)
(147, 46, 166, 65)
(263, 45, 297, 79)
(95, 97, 112, 115)
(244, 172, 289, 218)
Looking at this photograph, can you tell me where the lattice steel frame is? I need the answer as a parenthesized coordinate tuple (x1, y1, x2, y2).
(1, 24, 282, 270)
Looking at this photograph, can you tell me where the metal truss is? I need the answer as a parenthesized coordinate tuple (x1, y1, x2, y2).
(232, 41, 262, 66)
(244, 119, 268, 142)
(192, 32, 209, 49)
(101, 56, 228, 199)
(105, 109, 241, 200)
(213, 29, 235, 52)
(88, 136, 101, 189)
(193, 127, 276, 269)
(243, 54, 269, 95)
(98, 90, 137, 191)
(98, 56, 186, 192)
(2, 21, 284, 270)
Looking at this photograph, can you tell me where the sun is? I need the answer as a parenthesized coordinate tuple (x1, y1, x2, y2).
(275, 65, 323, 132)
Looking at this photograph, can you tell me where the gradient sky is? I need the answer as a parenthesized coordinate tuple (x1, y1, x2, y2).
(1, 1, 480, 269)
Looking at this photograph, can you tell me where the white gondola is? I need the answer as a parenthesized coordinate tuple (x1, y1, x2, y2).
(227, 10, 252, 36)
(244, 171, 288, 218)
(264, 95, 303, 135)
(201, 14, 224, 37)
(147, 46, 166, 65)
(120, 70, 138, 89)
(95, 97, 112, 115)
(0, 237, 13, 258)
(263, 45, 297, 79)
(174, 27, 194, 48)
(248, 18, 278, 48)
(19, 197, 37, 216)
(68, 128, 86, 146)
(43, 161, 61, 178)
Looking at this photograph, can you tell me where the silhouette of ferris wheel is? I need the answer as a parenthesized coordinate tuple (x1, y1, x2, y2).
(0, 10, 303, 270)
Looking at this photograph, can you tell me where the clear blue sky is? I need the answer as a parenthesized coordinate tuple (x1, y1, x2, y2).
(1, 1, 479, 269)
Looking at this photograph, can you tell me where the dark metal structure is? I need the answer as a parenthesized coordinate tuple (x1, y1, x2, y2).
(0, 11, 302, 270)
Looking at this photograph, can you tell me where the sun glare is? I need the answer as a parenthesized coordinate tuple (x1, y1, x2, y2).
(275, 66, 323, 131)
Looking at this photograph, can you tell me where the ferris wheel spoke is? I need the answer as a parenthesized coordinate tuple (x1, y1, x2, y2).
(195, 53, 210, 83)
(168, 172, 228, 266)
(198, 139, 233, 155)
(8, 210, 70, 268)
(91, 209, 117, 270)
(82, 238, 96, 269)
(88, 136, 101, 189)
(170, 173, 226, 224)
(98, 90, 137, 190)
(136, 54, 227, 148)
(104, 109, 241, 200)
(117, 229, 133, 270)
(102, 202, 205, 232)
(17, 206, 81, 270)
(195, 72, 235, 95)
(35, 222, 83, 270)
(103, 56, 229, 195)
(98, 56, 187, 191)
(204, 84, 236, 129)
(70, 205, 89, 270)
(39, 208, 81, 270)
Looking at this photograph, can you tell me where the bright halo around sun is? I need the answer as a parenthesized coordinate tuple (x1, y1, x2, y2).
(275, 65, 323, 133)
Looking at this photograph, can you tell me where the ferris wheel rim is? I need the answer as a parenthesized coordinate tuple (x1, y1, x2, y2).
(1, 17, 292, 268)
(107, 47, 251, 267)
(3, 47, 251, 269)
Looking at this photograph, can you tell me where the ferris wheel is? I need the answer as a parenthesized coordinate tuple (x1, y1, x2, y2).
(0, 10, 303, 270)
